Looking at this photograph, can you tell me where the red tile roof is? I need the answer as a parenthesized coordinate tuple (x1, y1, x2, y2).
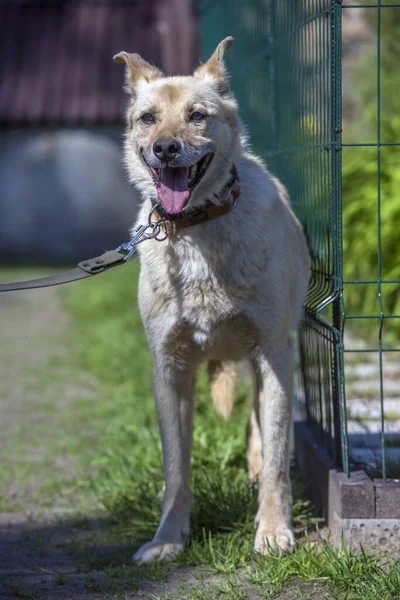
(0, 0, 199, 125)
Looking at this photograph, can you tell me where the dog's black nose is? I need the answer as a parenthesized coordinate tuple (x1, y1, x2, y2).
(153, 138, 181, 162)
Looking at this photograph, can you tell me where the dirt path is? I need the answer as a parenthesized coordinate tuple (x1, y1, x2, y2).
(0, 279, 206, 599)
(0, 279, 140, 598)
(0, 276, 99, 513)
(0, 278, 106, 598)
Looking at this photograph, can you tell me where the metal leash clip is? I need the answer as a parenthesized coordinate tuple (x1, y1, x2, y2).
(115, 206, 169, 261)
(149, 205, 177, 239)
(148, 204, 171, 241)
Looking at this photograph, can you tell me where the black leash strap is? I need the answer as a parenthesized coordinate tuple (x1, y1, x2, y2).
(0, 249, 129, 292)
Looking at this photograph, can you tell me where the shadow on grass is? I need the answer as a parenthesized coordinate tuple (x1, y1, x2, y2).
(0, 512, 181, 599)
(0, 468, 321, 600)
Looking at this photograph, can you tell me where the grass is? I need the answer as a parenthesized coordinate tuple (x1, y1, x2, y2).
(62, 260, 400, 597)
(2, 262, 400, 598)
(4, 580, 39, 600)
(0, 267, 104, 513)
(52, 573, 66, 586)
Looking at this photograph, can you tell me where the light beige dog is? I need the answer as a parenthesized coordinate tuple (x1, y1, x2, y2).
(114, 37, 311, 564)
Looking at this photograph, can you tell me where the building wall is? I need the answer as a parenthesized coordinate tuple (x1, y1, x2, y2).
(0, 128, 139, 263)
(0, 0, 199, 263)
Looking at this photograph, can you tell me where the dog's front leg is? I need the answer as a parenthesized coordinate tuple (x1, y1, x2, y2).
(133, 361, 195, 563)
(253, 343, 295, 554)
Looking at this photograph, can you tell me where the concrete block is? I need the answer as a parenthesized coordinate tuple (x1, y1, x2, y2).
(331, 470, 375, 519)
(295, 419, 400, 551)
(375, 479, 400, 519)
(330, 513, 400, 553)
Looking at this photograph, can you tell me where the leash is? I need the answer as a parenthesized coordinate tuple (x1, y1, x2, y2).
(0, 168, 240, 293)
(0, 208, 168, 292)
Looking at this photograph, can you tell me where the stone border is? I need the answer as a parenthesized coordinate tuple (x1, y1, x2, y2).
(294, 419, 400, 553)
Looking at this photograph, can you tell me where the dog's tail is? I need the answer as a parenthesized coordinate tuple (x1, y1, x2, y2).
(208, 360, 237, 420)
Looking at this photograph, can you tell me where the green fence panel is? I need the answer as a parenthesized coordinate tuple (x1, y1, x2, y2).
(195, 0, 347, 473)
(340, 2, 400, 481)
(196, 0, 400, 481)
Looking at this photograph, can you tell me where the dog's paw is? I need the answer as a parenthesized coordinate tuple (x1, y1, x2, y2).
(133, 541, 184, 564)
(254, 524, 295, 554)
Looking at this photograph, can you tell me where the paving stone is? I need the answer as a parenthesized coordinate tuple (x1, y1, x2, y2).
(346, 362, 400, 380)
(347, 432, 400, 448)
(347, 421, 373, 435)
(349, 447, 400, 467)
(347, 378, 400, 398)
(382, 362, 400, 378)
(346, 363, 380, 379)
(343, 332, 369, 350)
(346, 398, 400, 420)
(381, 379, 400, 397)
(347, 419, 400, 435)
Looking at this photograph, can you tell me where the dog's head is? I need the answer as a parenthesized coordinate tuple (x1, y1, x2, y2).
(114, 37, 243, 214)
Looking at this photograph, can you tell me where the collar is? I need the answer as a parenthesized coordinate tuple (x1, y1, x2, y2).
(152, 165, 240, 237)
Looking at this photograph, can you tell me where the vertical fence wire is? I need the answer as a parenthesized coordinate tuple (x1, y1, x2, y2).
(376, 0, 386, 480)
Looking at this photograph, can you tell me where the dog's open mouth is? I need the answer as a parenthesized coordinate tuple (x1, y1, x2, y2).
(144, 152, 214, 215)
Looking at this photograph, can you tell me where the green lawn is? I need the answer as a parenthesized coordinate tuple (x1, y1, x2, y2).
(62, 261, 400, 599)
(1, 262, 399, 599)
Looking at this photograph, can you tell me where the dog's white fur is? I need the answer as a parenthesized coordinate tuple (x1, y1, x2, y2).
(114, 38, 311, 563)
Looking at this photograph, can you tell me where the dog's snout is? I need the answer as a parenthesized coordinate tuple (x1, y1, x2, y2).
(153, 138, 181, 162)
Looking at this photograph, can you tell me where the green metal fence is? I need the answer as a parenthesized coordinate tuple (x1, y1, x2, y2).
(195, 0, 400, 480)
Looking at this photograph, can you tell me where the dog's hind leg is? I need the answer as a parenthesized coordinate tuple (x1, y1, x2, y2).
(208, 360, 236, 419)
(133, 362, 195, 564)
(246, 366, 262, 483)
(253, 341, 295, 554)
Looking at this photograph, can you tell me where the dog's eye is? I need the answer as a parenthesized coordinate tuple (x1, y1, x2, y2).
(190, 111, 206, 122)
(141, 113, 155, 124)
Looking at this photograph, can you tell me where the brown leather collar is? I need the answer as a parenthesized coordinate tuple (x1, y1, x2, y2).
(153, 165, 240, 237)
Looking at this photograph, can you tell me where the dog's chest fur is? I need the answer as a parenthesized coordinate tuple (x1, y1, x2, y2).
(137, 214, 264, 360)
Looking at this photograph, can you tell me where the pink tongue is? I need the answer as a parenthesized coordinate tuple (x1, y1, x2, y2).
(157, 167, 190, 214)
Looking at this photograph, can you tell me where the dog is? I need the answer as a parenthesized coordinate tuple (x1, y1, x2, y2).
(113, 37, 311, 563)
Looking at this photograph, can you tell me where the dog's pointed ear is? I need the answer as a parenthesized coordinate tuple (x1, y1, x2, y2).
(113, 52, 164, 96)
(193, 37, 233, 96)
